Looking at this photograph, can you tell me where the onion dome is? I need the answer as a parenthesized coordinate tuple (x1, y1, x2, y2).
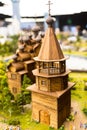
(18, 35, 23, 42)
(22, 35, 30, 42)
(46, 16, 54, 27)
(32, 25, 41, 32)
(12, 54, 18, 62)
(12, 54, 17, 60)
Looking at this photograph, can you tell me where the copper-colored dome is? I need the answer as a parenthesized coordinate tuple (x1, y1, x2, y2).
(32, 25, 40, 32)
(22, 35, 29, 42)
(18, 35, 23, 42)
(46, 16, 54, 26)
(12, 54, 17, 60)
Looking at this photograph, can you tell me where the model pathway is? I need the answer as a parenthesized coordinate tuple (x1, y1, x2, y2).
(64, 101, 87, 130)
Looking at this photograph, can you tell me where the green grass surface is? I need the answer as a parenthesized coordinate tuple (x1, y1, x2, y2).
(64, 51, 87, 57)
(0, 72, 87, 130)
(0, 109, 57, 130)
(70, 72, 87, 109)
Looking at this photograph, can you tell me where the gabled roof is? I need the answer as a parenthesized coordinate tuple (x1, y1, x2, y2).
(34, 16, 65, 62)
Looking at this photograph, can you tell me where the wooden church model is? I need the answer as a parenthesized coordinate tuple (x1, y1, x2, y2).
(27, 16, 75, 129)
(7, 25, 43, 96)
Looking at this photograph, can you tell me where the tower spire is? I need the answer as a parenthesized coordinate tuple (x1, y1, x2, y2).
(46, 0, 53, 16)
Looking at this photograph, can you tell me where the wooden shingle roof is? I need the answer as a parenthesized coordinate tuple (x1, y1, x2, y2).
(18, 52, 31, 61)
(34, 16, 66, 62)
(27, 82, 75, 98)
(9, 62, 25, 72)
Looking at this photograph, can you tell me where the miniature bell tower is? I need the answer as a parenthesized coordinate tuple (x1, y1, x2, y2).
(27, 3, 74, 128)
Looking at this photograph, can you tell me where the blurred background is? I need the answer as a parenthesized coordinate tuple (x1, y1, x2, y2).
(0, 1, 87, 130)
(0, 0, 87, 35)
(0, 0, 87, 71)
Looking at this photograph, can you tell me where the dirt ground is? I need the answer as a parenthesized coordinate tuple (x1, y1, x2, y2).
(63, 101, 87, 130)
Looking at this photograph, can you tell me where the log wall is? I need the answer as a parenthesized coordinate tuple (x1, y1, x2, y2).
(36, 75, 68, 92)
(7, 72, 22, 95)
(58, 90, 71, 127)
(31, 92, 58, 128)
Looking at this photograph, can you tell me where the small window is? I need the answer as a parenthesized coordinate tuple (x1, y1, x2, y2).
(41, 80, 46, 86)
(11, 74, 17, 79)
(43, 62, 48, 68)
(12, 87, 17, 94)
(39, 62, 43, 69)
(54, 62, 59, 68)
(49, 62, 53, 68)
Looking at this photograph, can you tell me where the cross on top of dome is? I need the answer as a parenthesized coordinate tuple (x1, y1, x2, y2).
(46, 0, 53, 16)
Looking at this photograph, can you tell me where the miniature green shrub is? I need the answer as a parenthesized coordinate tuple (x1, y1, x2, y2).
(66, 114, 74, 121)
(58, 125, 65, 130)
(83, 108, 87, 116)
(8, 118, 20, 125)
(49, 126, 54, 130)
(84, 82, 87, 90)
(84, 86, 87, 91)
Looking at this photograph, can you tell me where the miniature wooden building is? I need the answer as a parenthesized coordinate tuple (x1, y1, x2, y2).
(7, 55, 27, 95)
(27, 16, 75, 129)
(7, 25, 43, 95)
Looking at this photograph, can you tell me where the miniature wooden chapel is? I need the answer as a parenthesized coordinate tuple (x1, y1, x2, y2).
(27, 14, 75, 129)
(7, 25, 43, 96)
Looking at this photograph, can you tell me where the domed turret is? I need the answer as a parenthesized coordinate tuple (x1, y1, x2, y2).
(32, 25, 41, 32)
(46, 16, 54, 27)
